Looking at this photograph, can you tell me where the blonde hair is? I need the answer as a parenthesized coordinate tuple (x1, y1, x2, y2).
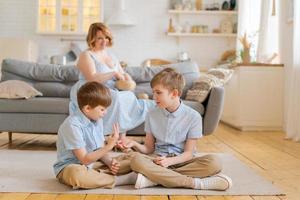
(77, 82, 111, 110)
(150, 68, 185, 96)
(86, 22, 113, 49)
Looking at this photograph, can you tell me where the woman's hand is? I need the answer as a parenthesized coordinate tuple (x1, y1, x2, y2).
(124, 73, 132, 81)
(114, 72, 125, 80)
(109, 158, 120, 175)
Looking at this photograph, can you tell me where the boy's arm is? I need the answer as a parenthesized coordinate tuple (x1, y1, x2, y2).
(125, 132, 155, 154)
(154, 138, 196, 167)
(73, 145, 112, 166)
(99, 153, 113, 166)
(73, 123, 120, 165)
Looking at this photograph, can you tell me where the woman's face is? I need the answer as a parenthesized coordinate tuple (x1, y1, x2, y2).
(93, 30, 109, 50)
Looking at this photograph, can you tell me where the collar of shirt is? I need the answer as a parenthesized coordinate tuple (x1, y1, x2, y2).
(162, 100, 184, 118)
(74, 110, 100, 128)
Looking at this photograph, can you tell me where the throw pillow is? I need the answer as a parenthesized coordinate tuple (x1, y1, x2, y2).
(0, 80, 42, 99)
(207, 68, 234, 84)
(185, 68, 234, 103)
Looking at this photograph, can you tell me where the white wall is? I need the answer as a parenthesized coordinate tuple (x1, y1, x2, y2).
(0, 0, 236, 68)
(279, 0, 293, 131)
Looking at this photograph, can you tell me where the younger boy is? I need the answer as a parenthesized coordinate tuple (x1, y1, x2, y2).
(53, 82, 137, 189)
(125, 68, 232, 190)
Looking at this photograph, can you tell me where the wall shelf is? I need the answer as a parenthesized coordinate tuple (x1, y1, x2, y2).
(168, 10, 238, 15)
(167, 32, 237, 37)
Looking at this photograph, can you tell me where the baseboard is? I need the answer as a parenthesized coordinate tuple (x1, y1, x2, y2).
(221, 120, 283, 131)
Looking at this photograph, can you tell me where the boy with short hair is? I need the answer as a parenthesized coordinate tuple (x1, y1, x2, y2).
(53, 82, 137, 189)
(125, 68, 232, 190)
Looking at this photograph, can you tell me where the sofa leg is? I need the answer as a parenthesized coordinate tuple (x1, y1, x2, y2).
(8, 132, 12, 143)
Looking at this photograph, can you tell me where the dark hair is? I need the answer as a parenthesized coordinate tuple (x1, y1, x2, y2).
(86, 22, 113, 48)
(77, 82, 111, 110)
(150, 68, 185, 96)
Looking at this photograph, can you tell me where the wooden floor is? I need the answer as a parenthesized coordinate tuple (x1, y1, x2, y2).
(0, 123, 299, 200)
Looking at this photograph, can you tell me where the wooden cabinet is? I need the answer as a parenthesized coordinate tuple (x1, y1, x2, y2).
(221, 64, 284, 131)
(38, 0, 103, 35)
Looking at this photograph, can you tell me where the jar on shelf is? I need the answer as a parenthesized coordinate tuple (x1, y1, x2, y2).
(195, 0, 202, 10)
(183, 22, 191, 33)
(171, 0, 183, 10)
(183, 0, 193, 10)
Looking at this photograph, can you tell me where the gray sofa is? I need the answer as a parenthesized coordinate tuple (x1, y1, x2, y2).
(0, 59, 224, 141)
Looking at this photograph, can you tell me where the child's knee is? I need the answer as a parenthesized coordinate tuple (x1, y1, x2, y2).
(61, 165, 87, 188)
(196, 154, 222, 175)
(206, 155, 222, 174)
(130, 152, 147, 171)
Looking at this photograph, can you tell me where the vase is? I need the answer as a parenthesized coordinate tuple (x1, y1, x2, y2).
(243, 48, 250, 63)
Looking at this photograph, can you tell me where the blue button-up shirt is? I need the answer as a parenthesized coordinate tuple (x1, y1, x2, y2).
(145, 102, 202, 156)
(53, 110, 105, 176)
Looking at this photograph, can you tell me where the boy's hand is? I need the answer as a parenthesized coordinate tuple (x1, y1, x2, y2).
(115, 133, 127, 150)
(153, 156, 173, 168)
(106, 123, 120, 149)
(123, 138, 136, 149)
(109, 158, 120, 175)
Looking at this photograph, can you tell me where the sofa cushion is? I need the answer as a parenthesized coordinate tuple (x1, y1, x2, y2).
(133, 82, 153, 98)
(0, 97, 69, 114)
(1, 59, 79, 82)
(183, 100, 205, 115)
(33, 82, 73, 97)
(125, 61, 200, 84)
(0, 80, 42, 99)
(125, 61, 200, 99)
(125, 67, 162, 83)
(1, 59, 79, 97)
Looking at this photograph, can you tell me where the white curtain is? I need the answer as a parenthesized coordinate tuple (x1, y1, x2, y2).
(236, 0, 261, 62)
(237, 0, 279, 63)
(256, 0, 279, 63)
(286, 0, 300, 141)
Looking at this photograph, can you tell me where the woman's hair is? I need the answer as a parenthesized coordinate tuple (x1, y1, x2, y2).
(150, 68, 185, 96)
(86, 22, 113, 49)
(77, 82, 111, 110)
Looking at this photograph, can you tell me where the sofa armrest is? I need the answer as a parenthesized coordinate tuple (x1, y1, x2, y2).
(202, 87, 224, 136)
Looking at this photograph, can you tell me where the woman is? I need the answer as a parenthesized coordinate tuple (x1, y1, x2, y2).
(70, 22, 155, 136)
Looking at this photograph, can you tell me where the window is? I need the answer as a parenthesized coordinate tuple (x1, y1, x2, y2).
(38, 0, 103, 34)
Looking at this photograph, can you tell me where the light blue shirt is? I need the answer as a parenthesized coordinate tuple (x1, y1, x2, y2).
(53, 111, 105, 176)
(69, 51, 156, 135)
(145, 101, 202, 156)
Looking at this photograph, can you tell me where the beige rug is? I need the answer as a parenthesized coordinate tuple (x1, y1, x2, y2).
(0, 150, 283, 195)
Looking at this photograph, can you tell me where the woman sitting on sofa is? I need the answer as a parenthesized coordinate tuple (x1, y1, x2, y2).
(69, 22, 155, 139)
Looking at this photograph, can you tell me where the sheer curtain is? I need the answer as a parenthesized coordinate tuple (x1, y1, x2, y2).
(286, 0, 300, 141)
(236, 0, 261, 62)
(237, 0, 279, 63)
(256, 0, 279, 63)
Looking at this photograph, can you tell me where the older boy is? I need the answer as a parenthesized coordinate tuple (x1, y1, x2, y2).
(53, 82, 137, 189)
(125, 68, 232, 190)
